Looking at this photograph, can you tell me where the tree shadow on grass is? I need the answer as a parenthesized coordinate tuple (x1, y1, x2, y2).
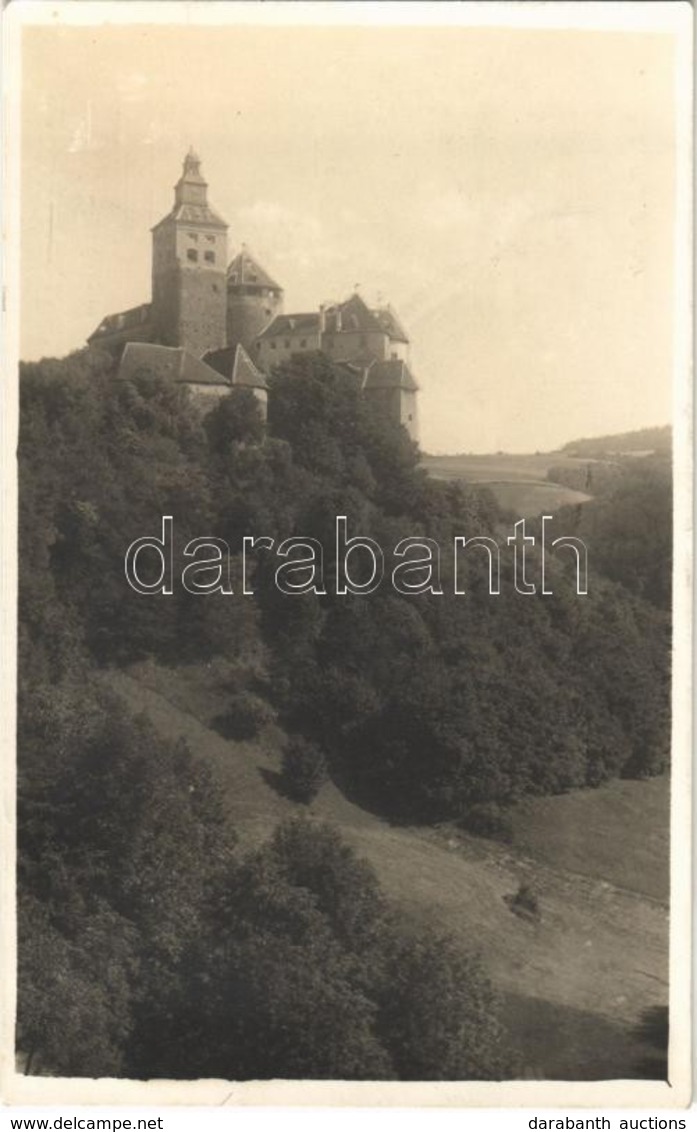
(211, 710, 259, 742)
(501, 993, 668, 1081)
(632, 1005, 668, 1079)
(258, 765, 307, 805)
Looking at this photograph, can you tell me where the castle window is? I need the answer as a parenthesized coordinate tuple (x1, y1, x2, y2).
(188, 232, 198, 241)
(204, 250, 215, 263)
(187, 248, 198, 262)
(285, 339, 290, 348)
(270, 341, 276, 350)
(229, 273, 237, 283)
(391, 351, 398, 359)
(212, 283, 219, 293)
(206, 234, 215, 243)
(250, 273, 258, 282)
(300, 339, 307, 348)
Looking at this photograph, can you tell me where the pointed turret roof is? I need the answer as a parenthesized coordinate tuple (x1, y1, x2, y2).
(227, 247, 283, 292)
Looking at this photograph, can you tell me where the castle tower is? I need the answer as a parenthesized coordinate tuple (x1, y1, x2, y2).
(226, 246, 284, 356)
(151, 149, 228, 357)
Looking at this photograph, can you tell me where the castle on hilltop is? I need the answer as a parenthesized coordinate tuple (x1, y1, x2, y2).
(89, 150, 419, 441)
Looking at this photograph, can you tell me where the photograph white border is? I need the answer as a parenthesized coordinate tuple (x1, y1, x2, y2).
(1, 0, 692, 1109)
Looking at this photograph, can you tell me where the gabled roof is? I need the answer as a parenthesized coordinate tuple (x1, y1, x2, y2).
(89, 302, 152, 340)
(203, 344, 267, 390)
(227, 248, 283, 292)
(322, 294, 409, 343)
(257, 313, 321, 341)
(372, 305, 409, 344)
(118, 342, 229, 387)
(325, 293, 383, 335)
(362, 358, 419, 393)
(203, 346, 235, 379)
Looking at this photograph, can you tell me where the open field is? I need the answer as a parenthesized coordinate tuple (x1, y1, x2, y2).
(422, 452, 585, 482)
(421, 452, 592, 517)
(108, 660, 670, 1081)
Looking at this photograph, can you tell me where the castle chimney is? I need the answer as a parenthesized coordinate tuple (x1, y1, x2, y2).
(319, 304, 326, 334)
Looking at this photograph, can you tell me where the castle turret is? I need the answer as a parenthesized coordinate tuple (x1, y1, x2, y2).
(226, 246, 284, 356)
(362, 358, 419, 443)
(150, 149, 228, 357)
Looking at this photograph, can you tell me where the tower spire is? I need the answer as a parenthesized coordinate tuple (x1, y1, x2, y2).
(174, 148, 208, 206)
(183, 146, 202, 175)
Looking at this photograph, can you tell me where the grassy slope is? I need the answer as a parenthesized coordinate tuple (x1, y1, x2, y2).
(508, 778, 669, 903)
(421, 452, 592, 517)
(108, 661, 669, 1082)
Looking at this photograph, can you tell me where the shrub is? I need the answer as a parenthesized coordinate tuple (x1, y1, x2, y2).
(281, 736, 328, 803)
(213, 692, 273, 741)
(510, 882, 540, 921)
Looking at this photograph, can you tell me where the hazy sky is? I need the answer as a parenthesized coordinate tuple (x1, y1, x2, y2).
(20, 15, 680, 453)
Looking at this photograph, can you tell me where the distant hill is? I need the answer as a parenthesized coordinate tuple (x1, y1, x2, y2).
(422, 426, 671, 517)
(560, 425, 671, 459)
(420, 451, 593, 517)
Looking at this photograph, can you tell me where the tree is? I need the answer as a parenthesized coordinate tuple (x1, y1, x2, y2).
(266, 817, 385, 951)
(17, 892, 136, 1078)
(204, 387, 265, 452)
(280, 736, 328, 803)
(124, 817, 513, 1081)
(374, 916, 514, 1080)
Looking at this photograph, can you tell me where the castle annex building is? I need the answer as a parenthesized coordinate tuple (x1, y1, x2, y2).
(90, 151, 419, 440)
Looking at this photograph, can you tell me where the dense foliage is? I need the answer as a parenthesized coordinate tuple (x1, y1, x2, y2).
(19, 348, 671, 825)
(18, 678, 511, 1079)
(16, 346, 671, 1076)
(545, 456, 672, 612)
